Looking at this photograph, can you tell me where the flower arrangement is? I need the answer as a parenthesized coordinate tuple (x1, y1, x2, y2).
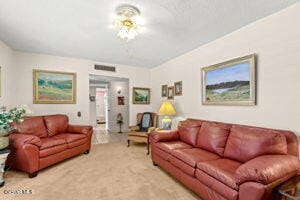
(0, 106, 26, 132)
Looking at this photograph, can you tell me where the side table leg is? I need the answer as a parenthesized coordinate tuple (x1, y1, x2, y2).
(147, 135, 150, 155)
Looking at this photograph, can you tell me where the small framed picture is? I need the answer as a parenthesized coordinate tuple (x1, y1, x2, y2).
(174, 81, 182, 96)
(167, 86, 174, 100)
(132, 87, 150, 104)
(118, 96, 125, 105)
(161, 85, 167, 97)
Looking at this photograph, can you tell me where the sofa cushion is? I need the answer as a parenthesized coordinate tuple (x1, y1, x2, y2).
(39, 144, 67, 157)
(195, 169, 238, 200)
(178, 121, 201, 146)
(224, 125, 288, 163)
(196, 122, 231, 156)
(197, 159, 241, 190)
(67, 138, 87, 149)
(171, 148, 220, 167)
(155, 141, 192, 154)
(40, 137, 66, 150)
(14, 116, 48, 138)
(169, 156, 196, 177)
(52, 133, 87, 148)
(152, 145, 172, 161)
(44, 115, 69, 136)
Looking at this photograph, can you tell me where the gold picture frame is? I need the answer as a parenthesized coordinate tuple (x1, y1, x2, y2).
(201, 54, 256, 106)
(167, 86, 174, 100)
(132, 87, 150, 104)
(161, 85, 167, 97)
(174, 81, 182, 96)
(33, 69, 77, 104)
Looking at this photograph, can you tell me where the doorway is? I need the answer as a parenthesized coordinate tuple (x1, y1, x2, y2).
(89, 74, 129, 133)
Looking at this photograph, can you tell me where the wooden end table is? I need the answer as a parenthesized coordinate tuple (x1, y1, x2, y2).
(276, 174, 300, 200)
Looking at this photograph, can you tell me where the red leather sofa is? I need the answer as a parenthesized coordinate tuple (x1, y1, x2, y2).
(7, 114, 93, 178)
(150, 119, 300, 200)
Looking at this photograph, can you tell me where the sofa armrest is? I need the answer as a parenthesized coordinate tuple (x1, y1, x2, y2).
(9, 133, 42, 148)
(235, 155, 300, 185)
(67, 125, 93, 135)
(150, 130, 179, 143)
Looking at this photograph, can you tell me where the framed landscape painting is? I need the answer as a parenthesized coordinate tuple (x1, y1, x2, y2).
(132, 87, 150, 104)
(33, 70, 77, 104)
(202, 54, 256, 105)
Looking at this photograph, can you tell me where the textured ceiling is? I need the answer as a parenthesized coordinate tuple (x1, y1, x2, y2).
(0, 0, 298, 68)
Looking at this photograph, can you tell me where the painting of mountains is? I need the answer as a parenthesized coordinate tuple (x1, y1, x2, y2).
(133, 87, 150, 104)
(33, 70, 76, 104)
(202, 55, 256, 105)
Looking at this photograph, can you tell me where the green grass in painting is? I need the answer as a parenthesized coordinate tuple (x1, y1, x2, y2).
(206, 85, 250, 101)
(38, 78, 73, 101)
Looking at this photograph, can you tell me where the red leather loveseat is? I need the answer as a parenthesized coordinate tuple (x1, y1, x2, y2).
(8, 114, 93, 178)
(150, 119, 300, 200)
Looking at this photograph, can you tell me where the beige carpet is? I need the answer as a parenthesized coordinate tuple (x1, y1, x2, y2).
(0, 143, 201, 200)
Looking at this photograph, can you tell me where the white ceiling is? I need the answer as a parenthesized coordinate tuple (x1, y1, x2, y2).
(0, 0, 298, 68)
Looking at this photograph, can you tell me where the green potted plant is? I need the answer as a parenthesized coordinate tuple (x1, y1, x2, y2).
(0, 106, 26, 150)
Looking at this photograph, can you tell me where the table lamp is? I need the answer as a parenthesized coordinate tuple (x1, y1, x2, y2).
(157, 101, 176, 130)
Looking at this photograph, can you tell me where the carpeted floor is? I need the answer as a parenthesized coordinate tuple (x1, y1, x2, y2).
(0, 142, 201, 200)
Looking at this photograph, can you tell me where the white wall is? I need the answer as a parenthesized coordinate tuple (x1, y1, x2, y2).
(107, 81, 129, 133)
(12, 51, 152, 125)
(89, 86, 97, 126)
(0, 40, 16, 105)
(151, 4, 300, 134)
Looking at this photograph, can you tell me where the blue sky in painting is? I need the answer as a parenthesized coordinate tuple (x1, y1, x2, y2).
(38, 72, 73, 81)
(206, 61, 250, 85)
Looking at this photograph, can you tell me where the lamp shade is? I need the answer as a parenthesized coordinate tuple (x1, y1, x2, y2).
(157, 101, 176, 116)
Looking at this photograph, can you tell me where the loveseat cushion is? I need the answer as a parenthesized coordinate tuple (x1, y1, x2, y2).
(39, 144, 67, 158)
(178, 121, 201, 146)
(224, 125, 287, 163)
(52, 133, 87, 149)
(44, 115, 69, 136)
(14, 116, 48, 138)
(169, 156, 196, 177)
(197, 159, 241, 190)
(196, 122, 231, 156)
(171, 148, 220, 167)
(40, 137, 66, 150)
(155, 141, 192, 154)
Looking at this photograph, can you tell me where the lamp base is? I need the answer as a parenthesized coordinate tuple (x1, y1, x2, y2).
(162, 116, 172, 130)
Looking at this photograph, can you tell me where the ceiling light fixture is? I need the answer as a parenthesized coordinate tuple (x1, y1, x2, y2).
(113, 5, 141, 42)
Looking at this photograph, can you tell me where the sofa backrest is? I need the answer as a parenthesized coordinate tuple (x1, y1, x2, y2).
(177, 121, 202, 146)
(43, 114, 69, 136)
(183, 118, 299, 159)
(224, 125, 287, 163)
(13, 116, 48, 138)
(196, 121, 231, 156)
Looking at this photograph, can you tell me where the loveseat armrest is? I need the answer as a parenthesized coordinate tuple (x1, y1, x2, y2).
(150, 130, 179, 143)
(235, 155, 300, 185)
(67, 125, 93, 135)
(9, 133, 42, 148)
